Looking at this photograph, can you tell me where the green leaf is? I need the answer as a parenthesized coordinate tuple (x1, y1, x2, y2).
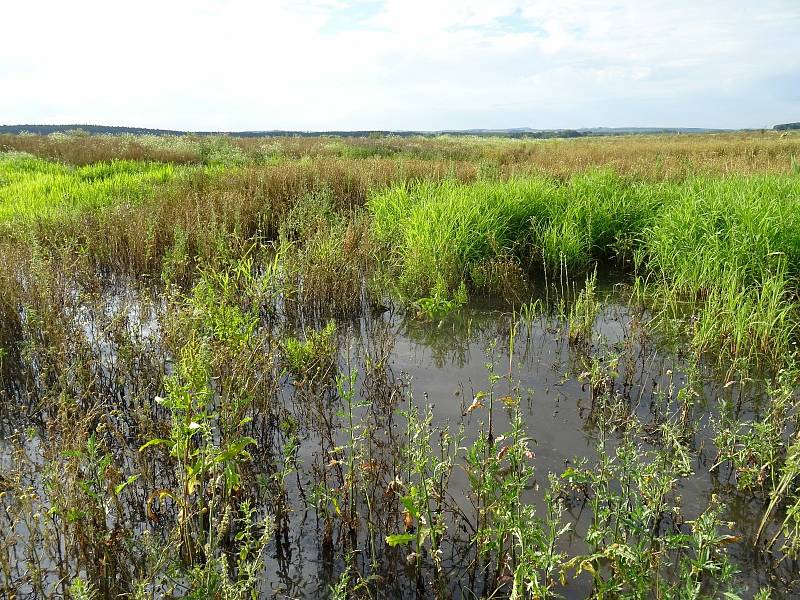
(114, 474, 140, 496)
(218, 436, 258, 462)
(139, 438, 170, 452)
(401, 495, 418, 517)
(385, 533, 416, 547)
(98, 453, 113, 474)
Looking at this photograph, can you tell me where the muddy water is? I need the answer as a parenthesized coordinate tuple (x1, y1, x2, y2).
(1, 280, 797, 599)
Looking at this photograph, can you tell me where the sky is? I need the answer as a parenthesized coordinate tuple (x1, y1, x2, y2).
(1, 0, 798, 131)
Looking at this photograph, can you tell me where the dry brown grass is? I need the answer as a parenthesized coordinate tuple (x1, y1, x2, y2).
(0, 133, 200, 165)
(499, 131, 800, 178)
(15, 158, 478, 279)
(2, 130, 798, 178)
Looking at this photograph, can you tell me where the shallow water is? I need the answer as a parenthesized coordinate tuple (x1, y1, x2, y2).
(1, 278, 798, 599)
(265, 298, 793, 598)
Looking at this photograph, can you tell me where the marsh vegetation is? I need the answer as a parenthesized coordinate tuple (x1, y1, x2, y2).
(1, 131, 799, 599)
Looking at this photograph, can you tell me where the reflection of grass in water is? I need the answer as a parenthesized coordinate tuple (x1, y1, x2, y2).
(397, 305, 513, 368)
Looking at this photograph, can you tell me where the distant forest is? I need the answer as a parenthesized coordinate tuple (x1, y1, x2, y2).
(774, 122, 800, 131)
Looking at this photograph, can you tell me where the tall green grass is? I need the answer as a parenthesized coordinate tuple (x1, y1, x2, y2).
(643, 175, 800, 291)
(641, 175, 800, 369)
(536, 169, 660, 270)
(369, 170, 659, 296)
(0, 152, 178, 225)
(370, 177, 551, 295)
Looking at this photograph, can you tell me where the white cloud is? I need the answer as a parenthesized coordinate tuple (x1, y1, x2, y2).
(0, 0, 797, 129)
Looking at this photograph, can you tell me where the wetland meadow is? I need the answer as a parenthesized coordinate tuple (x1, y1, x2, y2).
(1, 131, 800, 599)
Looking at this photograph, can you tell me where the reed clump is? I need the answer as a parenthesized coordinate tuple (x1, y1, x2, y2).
(369, 170, 661, 299)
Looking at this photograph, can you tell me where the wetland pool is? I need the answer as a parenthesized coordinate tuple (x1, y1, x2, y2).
(1, 277, 797, 599)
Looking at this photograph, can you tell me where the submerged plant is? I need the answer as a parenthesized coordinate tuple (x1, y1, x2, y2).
(561, 417, 737, 598)
(413, 277, 467, 322)
(386, 399, 459, 597)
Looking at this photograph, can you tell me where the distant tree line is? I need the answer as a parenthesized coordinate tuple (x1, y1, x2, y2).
(0, 124, 187, 136)
(774, 123, 800, 131)
(0, 124, 590, 139)
(0, 123, 755, 138)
